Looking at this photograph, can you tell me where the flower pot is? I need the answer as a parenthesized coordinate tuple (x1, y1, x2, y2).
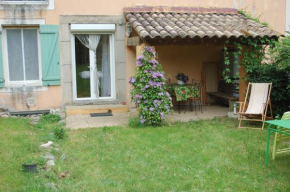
(23, 163, 37, 173)
(177, 80, 184, 85)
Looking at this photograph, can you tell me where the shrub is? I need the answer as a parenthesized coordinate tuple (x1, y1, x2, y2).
(246, 64, 290, 116)
(39, 114, 61, 124)
(129, 46, 173, 125)
(128, 116, 143, 128)
(54, 127, 66, 140)
(245, 33, 290, 116)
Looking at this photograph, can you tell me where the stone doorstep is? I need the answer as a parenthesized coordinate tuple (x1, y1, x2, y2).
(65, 104, 130, 116)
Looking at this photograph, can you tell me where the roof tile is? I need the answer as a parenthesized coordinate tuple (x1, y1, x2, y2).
(125, 8, 280, 39)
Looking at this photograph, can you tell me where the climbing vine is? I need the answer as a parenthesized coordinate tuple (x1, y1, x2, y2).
(222, 34, 290, 116)
(223, 36, 276, 83)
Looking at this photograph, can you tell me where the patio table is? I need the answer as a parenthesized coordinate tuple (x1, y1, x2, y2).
(265, 119, 290, 167)
(166, 84, 200, 113)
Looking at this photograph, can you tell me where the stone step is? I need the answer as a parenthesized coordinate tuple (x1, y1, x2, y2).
(65, 104, 129, 116)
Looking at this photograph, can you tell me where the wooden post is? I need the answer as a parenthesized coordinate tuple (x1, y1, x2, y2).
(239, 46, 247, 102)
(136, 41, 155, 59)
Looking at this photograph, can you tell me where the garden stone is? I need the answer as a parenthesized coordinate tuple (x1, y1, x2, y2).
(0, 108, 8, 112)
(50, 109, 56, 114)
(58, 119, 65, 124)
(1, 115, 9, 118)
(46, 183, 57, 191)
(52, 147, 60, 151)
(0, 112, 9, 117)
(46, 160, 55, 167)
(30, 115, 40, 123)
(40, 141, 53, 148)
(56, 112, 66, 119)
(43, 155, 55, 160)
(55, 108, 63, 113)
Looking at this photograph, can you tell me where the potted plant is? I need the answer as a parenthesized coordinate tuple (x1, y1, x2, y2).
(23, 157, 38, 173)
(176, 72, 189, 85)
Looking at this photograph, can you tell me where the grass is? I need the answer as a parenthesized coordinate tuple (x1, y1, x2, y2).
(1, 117, 290, 191)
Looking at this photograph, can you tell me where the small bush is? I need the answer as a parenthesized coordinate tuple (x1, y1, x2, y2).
(246, 64, 290, 116)
(40, 114, 61, 124)
(128, 117, 143, 128)
(129, 46, 173, 125)
(54, 127, 66, 140)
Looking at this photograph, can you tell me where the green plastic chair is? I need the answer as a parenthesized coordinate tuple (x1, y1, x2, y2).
(272, 111, 290, 160)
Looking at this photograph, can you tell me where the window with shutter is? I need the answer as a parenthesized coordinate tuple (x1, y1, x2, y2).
(3, 27, 42, 86)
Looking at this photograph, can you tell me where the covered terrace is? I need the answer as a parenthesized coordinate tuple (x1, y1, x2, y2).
(125, 6, 280, 113)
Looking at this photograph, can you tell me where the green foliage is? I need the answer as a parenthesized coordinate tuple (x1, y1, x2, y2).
(54, 126, 66, 140)
(238, 9, 269, 27)
(223, 31, 289, 116)
(246, 64, 290, 115)
(2, 118, 290, 191)
(269, 31, 290, 69)
(23, 156, 37, 164)
(129, 46, 173, 125)
(128, 116, 142, 128)
(36, 157, 46, 166)
(39, 113, 61, 124)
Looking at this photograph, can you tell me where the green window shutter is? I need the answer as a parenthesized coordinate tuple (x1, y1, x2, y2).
(0, 31, 4, 88)
(40, 25, 60, 86)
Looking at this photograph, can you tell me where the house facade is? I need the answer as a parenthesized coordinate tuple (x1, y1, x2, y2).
(0, 0, 287, 112)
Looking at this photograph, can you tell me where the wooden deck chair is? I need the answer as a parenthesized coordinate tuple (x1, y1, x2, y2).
(272, 111, 290, 160)
(238, 83, 273, 129)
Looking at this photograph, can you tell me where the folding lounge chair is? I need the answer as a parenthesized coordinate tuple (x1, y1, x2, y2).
(272, 111, 290, 160)
(238, 83, 273, 129)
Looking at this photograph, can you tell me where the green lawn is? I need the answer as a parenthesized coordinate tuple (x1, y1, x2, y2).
(1, 117, 290, 191)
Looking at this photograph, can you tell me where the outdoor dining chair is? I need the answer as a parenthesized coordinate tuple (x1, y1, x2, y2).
(188, 80, 203, 114)
(238, 82, 273, 129)
(272, 111, 290, 160)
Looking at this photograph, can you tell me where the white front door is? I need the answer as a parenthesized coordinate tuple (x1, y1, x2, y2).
(71, 34, 115, 101)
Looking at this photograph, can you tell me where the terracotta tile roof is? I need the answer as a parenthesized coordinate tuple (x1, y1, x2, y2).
(124, 6, 280, 40)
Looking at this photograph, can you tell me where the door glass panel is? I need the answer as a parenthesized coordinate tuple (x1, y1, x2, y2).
(97, 34, 111, 97)
(75, 36, 91, 98)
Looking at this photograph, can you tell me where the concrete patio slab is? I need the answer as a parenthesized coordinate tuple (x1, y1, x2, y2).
(66, 105, 229, 129)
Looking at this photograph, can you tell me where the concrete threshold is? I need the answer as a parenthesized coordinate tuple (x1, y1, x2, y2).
(65, 104, 129, 116)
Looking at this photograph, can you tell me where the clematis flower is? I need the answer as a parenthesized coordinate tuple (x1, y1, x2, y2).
(145, 46, 154, 53)
(149, 81, 155, 86)
(136, 60, 143, 66)
(128, 77, 136, 84)
(152, 72, 159, 78)
(149, 59, 158, 65)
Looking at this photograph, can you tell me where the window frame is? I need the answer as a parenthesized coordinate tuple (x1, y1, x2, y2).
(0, 0, 48, 5)
(0, 0, 54, 10)
(3, 27, 42, 87)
